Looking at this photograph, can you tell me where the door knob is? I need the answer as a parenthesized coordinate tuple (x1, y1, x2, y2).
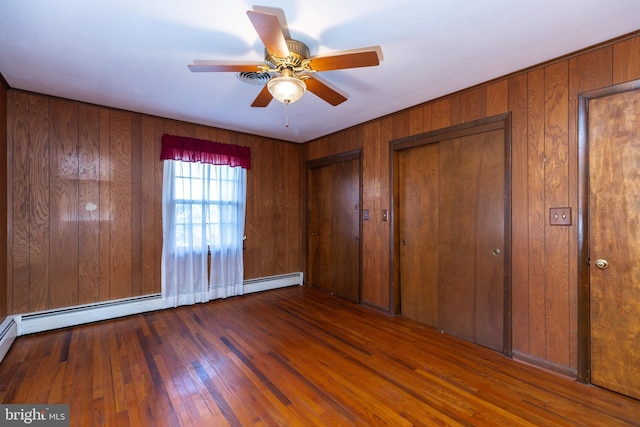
(492, 248, 501, 256)
(595, 259, 609, 270)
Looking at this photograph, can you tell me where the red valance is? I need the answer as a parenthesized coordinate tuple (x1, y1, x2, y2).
(160, 134, 251, 169)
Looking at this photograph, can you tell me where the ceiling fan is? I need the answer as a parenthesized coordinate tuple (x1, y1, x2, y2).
(188, 9, 381, 107)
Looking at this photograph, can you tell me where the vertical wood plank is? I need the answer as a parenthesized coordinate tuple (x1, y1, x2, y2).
(269, 140, 286, 274)
(98, 110, 111, 301)
(527, 68, 547, 359)
(431, 99, 452, 130)
(140, 116, 163, 295)
(28, 95, 51, 311)
(0, 85, 7, 317)
(304, 137, 320, 161)
(243, 133, 261, 280)
(361, 118, 390, 310)
(49, 98, 79, 309)
(569, 46, 613, 100)
(460, 87, 486, 122)
(361, 121, 382, 307)
(265, 138, 285, 275)
(153, 132, 164, 292)
(256, 136, 273, 276)
(109, 111, 132, 299)
(612, 37, 640, 84)
(377, 117, 392, 310)
(450, 95, 461, 126)
(421, 104, 433, 134)
(78, 105, 101, 304)
(130, 114, 142, 296)
(154, 125, 164, 293)
(283, 141, 303, 274)
(392, 111, 409, 140)
(544, 61, 570, 366)
(11, 93, 31, 313)
(408, 106, 424, 135)
(486, 80, 509, 116)
(509, 74, 530, 354)
(257, 140, 275, 278)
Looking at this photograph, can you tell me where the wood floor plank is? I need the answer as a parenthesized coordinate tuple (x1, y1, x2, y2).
(1, 286, 639, 426)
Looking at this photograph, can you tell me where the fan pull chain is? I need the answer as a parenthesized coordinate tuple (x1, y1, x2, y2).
(285, 101, 290, 127)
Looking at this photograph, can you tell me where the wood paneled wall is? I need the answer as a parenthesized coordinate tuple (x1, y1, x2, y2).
(305, 32, 640, 373)
(5, 93, 303, 315)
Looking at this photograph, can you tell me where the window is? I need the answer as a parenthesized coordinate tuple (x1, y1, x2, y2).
(173, 161, 242, 251)
(160, 134, 250, 307)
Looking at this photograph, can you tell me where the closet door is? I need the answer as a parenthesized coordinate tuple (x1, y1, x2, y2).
(398, 143, 439, 326)
(438, 129, 505, 352)
(307, 153, 361, 302)
(308, 165, 333, 295)
(587, 86, 640, 400)
(395, 117, 510, 354)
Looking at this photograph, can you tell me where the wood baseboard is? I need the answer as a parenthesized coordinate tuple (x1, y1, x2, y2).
(512, 350, 578, 378)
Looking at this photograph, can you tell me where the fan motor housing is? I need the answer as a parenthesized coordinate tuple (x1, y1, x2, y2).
(265, 39, 310, 68)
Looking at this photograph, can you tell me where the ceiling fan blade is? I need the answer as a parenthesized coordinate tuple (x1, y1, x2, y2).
(252, 6, 291, 40)
(305, 78, 347, 106)
(188, 62, 261, 73)
(309, 49, 380, 72)
(246, 10, 290, 58)
(251, 84, 273, 107)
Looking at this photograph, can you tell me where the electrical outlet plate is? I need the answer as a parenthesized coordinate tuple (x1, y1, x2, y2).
(549, 207, 571, 226)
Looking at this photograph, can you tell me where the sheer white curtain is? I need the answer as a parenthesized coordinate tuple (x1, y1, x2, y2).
(207, 164, 246, 300)
(161, 160, 246, 308)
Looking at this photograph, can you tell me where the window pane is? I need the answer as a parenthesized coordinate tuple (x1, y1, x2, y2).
(172, 161, 241, 250)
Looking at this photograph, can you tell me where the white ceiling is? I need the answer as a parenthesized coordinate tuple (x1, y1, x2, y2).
(1, 1, 639, 143)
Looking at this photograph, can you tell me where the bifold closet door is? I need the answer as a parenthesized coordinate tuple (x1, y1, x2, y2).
(398, 127, 505, 353)
(437, 130, 505, 352)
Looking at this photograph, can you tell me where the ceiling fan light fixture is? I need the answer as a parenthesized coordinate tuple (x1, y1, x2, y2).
(267, 69, 306, 105)
(189, 10, 381, 108)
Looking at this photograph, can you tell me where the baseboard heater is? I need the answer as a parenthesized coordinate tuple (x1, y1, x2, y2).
(15, 272, 303, 339)
(243, 272, 303, 293)
(0, 316, 18, 363)
(19, 294, 164, 336)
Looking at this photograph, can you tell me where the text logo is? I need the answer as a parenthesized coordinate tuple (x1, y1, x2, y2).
(0, 405, 69, 426)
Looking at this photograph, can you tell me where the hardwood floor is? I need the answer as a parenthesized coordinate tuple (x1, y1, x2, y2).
(1, 286, 639, 426)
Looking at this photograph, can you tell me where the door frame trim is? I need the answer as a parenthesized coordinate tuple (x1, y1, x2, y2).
(390, 113, 512, 356)
(577, 78, 640, 384)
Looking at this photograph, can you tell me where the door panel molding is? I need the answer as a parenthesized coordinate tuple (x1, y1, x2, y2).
(307, 149, 361, 169)
(577, 78, 640, 384)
